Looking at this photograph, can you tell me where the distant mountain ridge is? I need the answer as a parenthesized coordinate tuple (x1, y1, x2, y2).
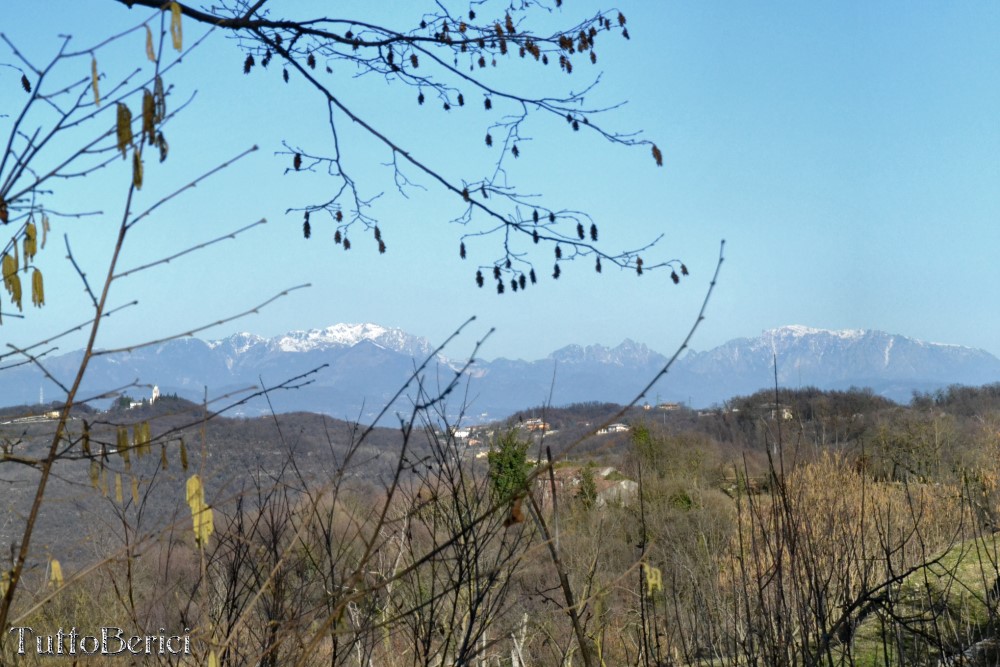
(2, 324, 998, 422)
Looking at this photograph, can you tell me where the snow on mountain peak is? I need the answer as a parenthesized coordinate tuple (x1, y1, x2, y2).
(766, 325, 867, 340)
(275, 323, 392, 352)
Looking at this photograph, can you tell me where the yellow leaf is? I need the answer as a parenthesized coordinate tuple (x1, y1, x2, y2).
(49, 559, 63, 588)
(145, 24, 156, 62)
(170, 2, 183, 51)
(91, 56, 100, 106)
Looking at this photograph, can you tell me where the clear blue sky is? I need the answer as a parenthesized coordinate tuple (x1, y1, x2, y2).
(2, 2, 998, 363)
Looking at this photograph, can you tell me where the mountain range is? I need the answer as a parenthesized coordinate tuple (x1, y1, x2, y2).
(3, 323, 999, 423)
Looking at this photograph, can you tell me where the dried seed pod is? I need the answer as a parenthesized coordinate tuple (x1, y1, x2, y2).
(622, 28, 630, 39)
(549, 212, 556, 223)
(636, 257, 644, 276)
(671, 270, 680, 284)
(493, 266, 501, 280)
(576, 223, 585, 239)
(243, 53, 255, 74)
(475, 270, 484, 287)
(410, 53, 419, 68)
(342, 237, 350, 250)
(496, 280, 504, 294)
(283, 68, 289, 83)
(529, 268, 537, 284)
(590, 51, 597, 64)
(307, 53, 316, 69)
(652, 144, 663, 166)
(485, 133, 492, 146)
(462, 188, 470, 202)
(518, 274, 526, 290)
(532, 229, 539, 244)
(418, 91, 425, 104)
(335, 210, 343, 222)
(293, 153, 302, 170)
(511, 145, 519, 158)
(303, 211, 311, 238)
(595, 257, 602, 273)
(590, 224, 598, 241)
(484, 98, 492, 110)
(552, 263, 561, 279)
(374, 225, 381, 241)
(511, 278, 518, 292)
(334, 229, 342, 244)
(156, 131, 168, 163)
(457, 93, 464, 106)
(618, 12, 627, 26)
(460, 242, 466, 259)
(378, 239, 386, 254)
(532, 209, 539, 223)
(681, 263, 689, 276)
(20, 74, 30, 93)
(505, 258, 511, 269)
(555, 245, 562, 260)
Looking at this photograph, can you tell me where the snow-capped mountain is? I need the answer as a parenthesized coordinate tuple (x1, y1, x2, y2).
(2, 324, 999, 421)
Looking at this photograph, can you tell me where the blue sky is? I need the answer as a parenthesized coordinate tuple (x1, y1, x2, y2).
(2, 1, 998, 364)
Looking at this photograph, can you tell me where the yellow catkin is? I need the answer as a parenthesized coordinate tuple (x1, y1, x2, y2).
(2, 254, 15, 293)
(31, 269, 43, 307)
(116, 103, 133, 159)
(170, 2, 183, 51)
(180, 438, 188, 471)
(133, 423, 144, 457)
(145, 24, 156, 62)
(99, 469, 108, 497)
(208, 650, 219, 667)
(9, 273, 21, 311)
(132, 149, 143, 190)
(141, 422, 151, 455)
(23, 222, 36, 261)
(160, 444, 168, 470)
(41, 214, 49, 249)
(114, 473, 123, 504)
(142, 89, 156, 144)
(89, 460, 100, 489)
(49, 559, 63, 588)
(91, 56, 100, 106)
(186, 475, 214, 544)
(643, 563, 663, 596)
(131, 477, 140, 505)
